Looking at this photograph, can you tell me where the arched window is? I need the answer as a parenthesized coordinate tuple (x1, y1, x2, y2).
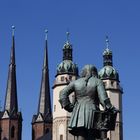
(3, 137, 8, 140)
(61, 76, 64, 81)
(111, 81, 114, 86)
(32, 129, 35, 140)
(45, 128, 49, 134)
(59, 124, 64, 140)
(11, 126, 15, 138)
(54, 105, 56, 112)
(60, 135, 63, 140)
(0, 127, 2, 138)
(69, 76, 72, 81)
(103, 82, 106, 87)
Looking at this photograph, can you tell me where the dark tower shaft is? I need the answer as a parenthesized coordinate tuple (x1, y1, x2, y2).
(103, 49, 113, 66)
(103, 36, 113, 66)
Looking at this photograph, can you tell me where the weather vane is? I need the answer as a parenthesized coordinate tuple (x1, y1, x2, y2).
(12, 25, 15, 36)
(45, 29, 48, 40)
(66, 31, 70, 43)
(105, 35, 109, 49)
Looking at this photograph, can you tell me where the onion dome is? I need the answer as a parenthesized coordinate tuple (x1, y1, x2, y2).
(57, 32, 78, 76)
(98, 65, 119, 81)
(98, 36, 119, 81)
(57, 60, 78, 75)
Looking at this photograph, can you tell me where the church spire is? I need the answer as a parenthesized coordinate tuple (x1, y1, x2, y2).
(38, 30, 51, 116)
(4, 26, 18, 113)
(103, 36, 113, 66)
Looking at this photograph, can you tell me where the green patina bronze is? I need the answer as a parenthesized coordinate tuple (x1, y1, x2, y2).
(98, 65, 119, 81)
(59, 65, 118, 140)
(57, 60, 78, 74)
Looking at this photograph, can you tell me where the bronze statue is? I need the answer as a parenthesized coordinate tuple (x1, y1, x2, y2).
(59, 65, 118, 140)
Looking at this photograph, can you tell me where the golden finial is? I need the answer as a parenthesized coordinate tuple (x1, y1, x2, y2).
(45, 29, 48, 40)
(12, 25, 15, 36)
(66, 31, 70, 43)
(105, 35, 109, 49)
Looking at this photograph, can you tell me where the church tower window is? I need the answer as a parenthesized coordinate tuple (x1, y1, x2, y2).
(60, 135, 63, 140)
(0, 127, 2, 139)
(61, 76, 65, 81)
(54, 105, 56, 112)
(32, 128, 35, 140)
(11, 126, 15, 138)
(45, 128, 49, 134)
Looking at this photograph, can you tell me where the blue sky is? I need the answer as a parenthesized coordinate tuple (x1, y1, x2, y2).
(0, 0, 139, 139)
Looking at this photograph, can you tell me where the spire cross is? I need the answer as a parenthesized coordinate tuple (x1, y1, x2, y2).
(66, 31, 70, 43)
(105, 36, 109, 49)
(45, 29, 48, 40)
(12, 26, 15, 36)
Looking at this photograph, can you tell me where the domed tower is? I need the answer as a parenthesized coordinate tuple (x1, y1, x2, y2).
(52, 32, 78, 140)
(98, 37, 123, 140)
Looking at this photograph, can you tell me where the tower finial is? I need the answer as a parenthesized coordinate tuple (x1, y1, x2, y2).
(45, 29, 48, 40)
(105, 35, 109, 49)
(12, 25, 15, 36)
(66, 31, 70, 43)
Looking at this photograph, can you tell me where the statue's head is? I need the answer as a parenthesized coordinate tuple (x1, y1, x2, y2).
(80, 65, 98, 78)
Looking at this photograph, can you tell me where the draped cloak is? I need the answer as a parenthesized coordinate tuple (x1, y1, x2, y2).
(59, 76, 109, 135)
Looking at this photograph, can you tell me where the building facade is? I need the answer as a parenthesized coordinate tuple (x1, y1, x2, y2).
(0, 29, 123, 140)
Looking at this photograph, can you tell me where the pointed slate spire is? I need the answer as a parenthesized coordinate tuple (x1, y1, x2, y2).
(4, 26, 18, 113)
(38, 30, 51, 116)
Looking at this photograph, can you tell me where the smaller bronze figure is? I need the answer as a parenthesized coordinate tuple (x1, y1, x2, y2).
(59, 65, 118, 140)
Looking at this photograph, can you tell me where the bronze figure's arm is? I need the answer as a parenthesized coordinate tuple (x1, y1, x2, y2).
(97, 79, 119, 114)
(59, 82, 75, 112)
(97, 79, 113, 110)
